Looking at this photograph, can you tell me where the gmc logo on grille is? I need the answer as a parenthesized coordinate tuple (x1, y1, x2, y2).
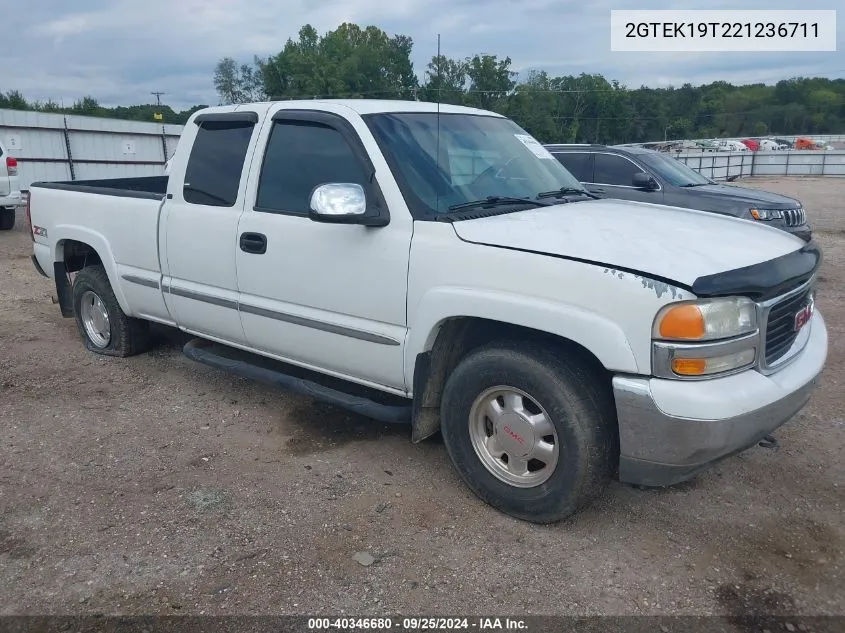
(794, 301, 814, 331)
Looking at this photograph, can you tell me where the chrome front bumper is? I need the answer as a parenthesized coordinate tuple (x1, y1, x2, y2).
(613, 310, 828, 487)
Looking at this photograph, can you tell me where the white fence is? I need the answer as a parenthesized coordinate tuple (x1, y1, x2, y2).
(691, 134, 845, 145)
(674, 150, 845, 180)
(0, 108, 183, 191)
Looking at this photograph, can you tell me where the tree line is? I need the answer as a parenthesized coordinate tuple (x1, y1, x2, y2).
(0, 92, 206, 126)
(4, 22, 844, 143)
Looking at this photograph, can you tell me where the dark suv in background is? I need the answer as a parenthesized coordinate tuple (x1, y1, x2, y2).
(545, 144, 812, 241)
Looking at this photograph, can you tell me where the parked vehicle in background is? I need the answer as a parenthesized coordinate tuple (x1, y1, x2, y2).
(795, 137, 822, 150)
(0, 138, 22, 230)
(694, 140, 720, 152)
(26, 100, 827, 524)
(741, 139, 760, 152)
(718, 140, 749, 152)
(545, 143, 812, 241)
(759, 139, 785, 151)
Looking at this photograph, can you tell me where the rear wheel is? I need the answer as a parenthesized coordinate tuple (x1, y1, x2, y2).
(0, 208, 15, 230)
(72, 265, 151, 357)
(440, 341, 616, 523)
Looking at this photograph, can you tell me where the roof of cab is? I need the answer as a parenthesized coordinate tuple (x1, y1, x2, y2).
(201, 99, 505, 118)
(544, 143, 660, 156)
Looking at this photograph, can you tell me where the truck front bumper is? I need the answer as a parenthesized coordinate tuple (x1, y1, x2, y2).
(614, 310, 828, 487)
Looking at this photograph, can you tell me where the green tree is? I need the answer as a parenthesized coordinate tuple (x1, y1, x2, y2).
(420, 55, 467, 103)
(71, 96, 103, 117)
(464, 54, 516, 111)
(214, 57, 265, 104)
(1, 90, 28, 109)
(259, 23, 417, 100)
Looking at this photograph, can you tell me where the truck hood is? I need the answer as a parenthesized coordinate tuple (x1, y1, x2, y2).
(451, 198, 806, 287)
(683, 183, 801, 208)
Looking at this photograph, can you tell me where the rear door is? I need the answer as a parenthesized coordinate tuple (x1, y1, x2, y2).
(160, 109, 266, 343)
(587, 152, 665, 204)
(550, 151, 593, 185)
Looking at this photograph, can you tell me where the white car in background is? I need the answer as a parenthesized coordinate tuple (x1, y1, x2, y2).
(717, 139, 749, 152)
(758, 139, 784, 151)
(0, 138, 22, 230)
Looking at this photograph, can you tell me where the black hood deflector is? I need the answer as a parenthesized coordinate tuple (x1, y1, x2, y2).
(691, 241, 822, 302)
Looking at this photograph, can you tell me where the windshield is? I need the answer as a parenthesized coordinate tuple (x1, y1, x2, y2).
(364, 112, 585, 215)
(641, 152, 712, 187)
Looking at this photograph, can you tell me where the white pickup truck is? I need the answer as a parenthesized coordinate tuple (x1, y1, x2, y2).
(0, 138, 22, 230)
(27, 100, 828, 523)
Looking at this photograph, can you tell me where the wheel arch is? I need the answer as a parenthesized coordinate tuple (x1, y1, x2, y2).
(52, 231, 131, 317)
(410, 315, 617, 443)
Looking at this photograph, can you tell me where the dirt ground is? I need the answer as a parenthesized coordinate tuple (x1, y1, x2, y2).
(1, 177, 843, 619)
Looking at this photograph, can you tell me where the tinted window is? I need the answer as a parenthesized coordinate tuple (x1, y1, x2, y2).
(553, 152, 592, 181)
(593, 154, 643, 186)
(256, 121, 369, 215)
(183, 121, 254, 207)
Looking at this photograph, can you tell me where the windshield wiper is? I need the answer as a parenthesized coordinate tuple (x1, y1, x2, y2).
(446, 196, 551, 212)
(536, 187, 600, 200)
(679, 183, 708, 188)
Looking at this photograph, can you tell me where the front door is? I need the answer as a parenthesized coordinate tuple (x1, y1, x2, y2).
(586, 153, 665, 204)
(235, 109, 411, 392)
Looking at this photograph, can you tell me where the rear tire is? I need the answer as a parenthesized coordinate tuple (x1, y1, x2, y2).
(440, 341, 617, 523)
(0, 208, 15, 231)
(72, 264, 151, 357)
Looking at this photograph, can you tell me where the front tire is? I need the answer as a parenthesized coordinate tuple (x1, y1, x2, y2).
(0, 208, 15, 231)
(72, 265, 151, 357)
(440, 341, 617, 523)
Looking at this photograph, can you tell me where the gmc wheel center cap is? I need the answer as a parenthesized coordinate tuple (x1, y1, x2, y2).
(497, 413, 535, 458)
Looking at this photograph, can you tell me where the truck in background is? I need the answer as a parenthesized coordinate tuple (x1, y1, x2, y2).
(0, 138, 21, 230)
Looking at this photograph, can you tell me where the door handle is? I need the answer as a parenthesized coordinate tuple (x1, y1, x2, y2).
(239, 232, 267, 254)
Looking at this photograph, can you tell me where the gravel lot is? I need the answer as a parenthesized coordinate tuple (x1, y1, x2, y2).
(1, 177, 843, 619)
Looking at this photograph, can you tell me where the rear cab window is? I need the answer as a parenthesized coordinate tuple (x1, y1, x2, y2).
(183, 119, 256, 207)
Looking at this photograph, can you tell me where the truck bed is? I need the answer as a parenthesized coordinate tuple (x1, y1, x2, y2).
(29, 175, 170, 324)
(31, 176, 168, 200)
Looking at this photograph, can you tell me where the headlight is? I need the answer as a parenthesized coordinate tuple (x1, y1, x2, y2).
(652, 297, 759, 379)
(653, 297, 757, 341)
(750, 208, 784, 221)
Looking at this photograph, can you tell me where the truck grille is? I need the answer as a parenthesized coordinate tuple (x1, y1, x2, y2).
(783, 207, 805, 227)
(764, 285, 814, 365)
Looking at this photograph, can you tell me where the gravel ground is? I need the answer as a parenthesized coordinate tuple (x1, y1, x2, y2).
(1, 177, 843, 619)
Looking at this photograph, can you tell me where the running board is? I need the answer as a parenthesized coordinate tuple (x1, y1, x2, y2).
(182, 338, 412, 425)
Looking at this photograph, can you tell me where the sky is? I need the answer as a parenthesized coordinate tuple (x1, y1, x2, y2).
(7, 0, 844, 111)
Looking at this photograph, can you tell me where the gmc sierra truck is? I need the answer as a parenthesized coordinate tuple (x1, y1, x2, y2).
(27, 100, 828, 523)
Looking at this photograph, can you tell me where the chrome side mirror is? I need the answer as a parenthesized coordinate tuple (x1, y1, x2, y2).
(309, 183, 367, 218)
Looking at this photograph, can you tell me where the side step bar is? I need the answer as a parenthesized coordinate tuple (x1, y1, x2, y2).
(183, 338, 412, 425)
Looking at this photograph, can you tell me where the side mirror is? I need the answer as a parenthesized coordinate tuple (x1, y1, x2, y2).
(632, 172, 658, 190)
(308, 183, 387, 226)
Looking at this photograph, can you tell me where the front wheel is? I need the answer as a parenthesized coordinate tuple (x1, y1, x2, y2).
(440, 341, 617, 523)
(72, 265, 151, 357)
